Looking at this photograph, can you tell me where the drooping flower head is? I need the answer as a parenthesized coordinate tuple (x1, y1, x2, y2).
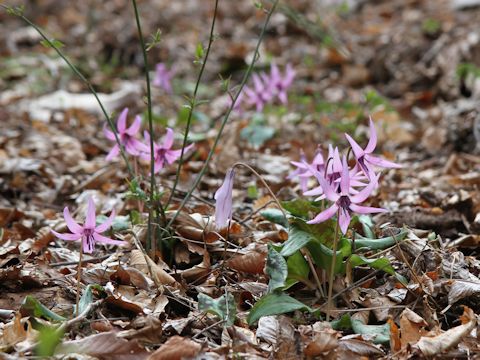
(345, 117, 402, 179)
(153, 63, 175, 94)
(104, 108, 148, 161)
(307, 156, 386, 234)
(141, 128, 194, 174)
(214, 168, 235, 229)
(51, 197, 126, 254)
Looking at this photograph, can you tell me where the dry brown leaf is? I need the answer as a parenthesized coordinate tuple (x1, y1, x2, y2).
(227, 248, 266, 274)
(414, 306, 477, 356)
(148, 336, 202, 360)
(399, 308, 428, 349)
(303, 328, 339, 357)
(130, 250, 176, 286)
(388, 318, 401, 352)
(448, 280, 480, 305)
(55, 331, 148, 360)
(337, 337, 384, 357)
(0, 314, 33, 347)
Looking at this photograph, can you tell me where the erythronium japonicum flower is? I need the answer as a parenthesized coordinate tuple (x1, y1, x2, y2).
(345, 117, 402, 179)
(104, 108, 148, 161)
(141, 128, 194, 174)
(214, 168, 235, 229)
(268, 63, 295, 104)
(51, 197, 126, 254)
(307, 156, 387, 234)
(153, 63, 175, 94)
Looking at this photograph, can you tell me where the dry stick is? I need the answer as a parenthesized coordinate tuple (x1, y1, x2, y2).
(326, 210, 340, 322)
(304, 249, 325, 297)
(165, 0, 220, 211)
(75, 246, 84, 317)
(162, 1, 279, 235)
(0, 4, 134, 178)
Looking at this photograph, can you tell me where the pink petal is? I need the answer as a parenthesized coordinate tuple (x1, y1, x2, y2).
(95, 209, 115, 233)
(93, 232, 126, 247)
(153, 159, 164, 174)
(345, 133, 365, 159)
(103, 126, 116, 141)
(350, 176, 379, 204)
(349, 203, 387, 214)
(63, 207, 83, 234)
(117, 108, 129, 133)
(106, 144, 120, 161)
(366, 154, 402, 169)
(338, 206, 351, 234)
(214, 168, 235, 229)
(332, 147, 342, 174)
(125, 115, 142, 136)
(307, 204, 338, 224)
(165, 143, 194, 165)
(364, 117, 377, 154)
(304, 185, 324, 196)
(162, 128, 174, 150)
(85, 197, 96, 229)
(340, 155, 350, 195)
(51, 229, 81, 241)
(82, 235, 95, 254)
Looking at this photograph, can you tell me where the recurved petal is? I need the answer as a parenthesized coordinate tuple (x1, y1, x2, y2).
(345, 133, 365, 159)
(93, 232, 126, 247)
(51, 229, 81, 241)
(103, 126, 116, 141)
(63, 207, 83, 234)
(117, 108, 129, 133)
(95, 209, 115, 233)
(350, 176, 379, 204)
(85, 197, 97, 229)
(350, 203, 387, 214)
(105, 144, 120, 161)
(364, 117, 377, 153)
(125, 115, 142, 136)
(307, 204, 338, 224)
(366, 154, 402, 169)
(162, 128, 174, 149)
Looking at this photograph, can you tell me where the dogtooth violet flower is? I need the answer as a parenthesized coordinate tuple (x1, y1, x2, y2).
(288, 147, 325, 192)
(307, 156, 386, 234)
(104, 108, 148, 161)
(244, 74, 274, 112)
(345, 117, 402, 179)
(141, 128, 194, 174)
(153, 63, 175, 94)
(267, 63, 296, 104)
(214, 168, 235, 229)
(51, 197, 126, 254)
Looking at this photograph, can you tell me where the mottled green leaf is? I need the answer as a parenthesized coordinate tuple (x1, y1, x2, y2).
(266, 246, 288, 293)
(247, 292, 310, 325)
(351, 319, 390, 345)
(260, 208, 288, 227)
(198, 293, 236, 326)
(20, 296, 66, 322)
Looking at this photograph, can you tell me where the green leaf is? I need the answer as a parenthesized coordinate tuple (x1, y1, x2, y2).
(20, 296, 66, 322)
(40, 39, 65, 49)
(351, 319, 390, 345)
(266, 246, 288, 293)
(331, 313, 352, 330)
(240, 124, 275, 148)
(260, 209, 288, 227)
(198, 293, 236, 326)
(96, 215, 130, 232)
(247, 292, 311, 325)
(357, 215, 375, 239)
(195, 43, 204, 61)
(281, 199, 322, 219)
(281, 224, 314, 257)
(306, 237, 351, 274)
(35, 325, 64, 357)
(348, 255, 395, 276)
(354, 229, 407, 251)
(77, 284, 104, 315)
(281, 219, 336, 256)
(284, 251, 310, 289)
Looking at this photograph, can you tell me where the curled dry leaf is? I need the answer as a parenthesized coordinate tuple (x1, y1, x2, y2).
(448, 280, 480, 305)
(227, 248, 267, 274)
(337, 337, 384, 357)
(130, 249, 176, 286)
(414, 306, 477, 356)
(303, 328, 339, 357)
(0, 314, 33, 348)
(147, 336, 202, 360)
(399, 308, 428, 349)
(256, 316, 279, 345)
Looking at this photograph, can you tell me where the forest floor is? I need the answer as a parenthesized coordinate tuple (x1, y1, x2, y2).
(1, 0, 480, 358)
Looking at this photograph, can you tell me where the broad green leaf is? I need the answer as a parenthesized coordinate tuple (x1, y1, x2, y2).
(247, 292, 310, 325)
(353, 229, 407, 250)
(307, 237, 351, 274)
(349, 255, 395, 276)
(357, 215, 375, 239)
(266, 246, 288, 293)
(284, 251, 310, 289)
(331, 313, 352, 330)
(35, 325, 64, 357)
(260, 208, 288, 227)
(240, 124, 275, 148)
(351, 319, 390, 345)
(281, 199, 322, 219)
(96, 215, 130, 232)
(77, 284, 104, 315)
(198, 293, 236, 326)
(281, 223, 314, 256)
(20, 296, 66, 322)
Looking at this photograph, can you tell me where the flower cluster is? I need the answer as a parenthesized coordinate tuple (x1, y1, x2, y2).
(153, 63, 175, 94)
(103, 107, 194, 174)
(289, 118, 401, 234)
(235, 63, 296, 113)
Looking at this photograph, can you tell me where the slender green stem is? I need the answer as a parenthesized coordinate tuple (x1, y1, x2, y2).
(0, 4, 134, 178)
(165, 0, 220, 211)
(131, 0, 167, 255)
(326, 210, 340, 322)
(163, 0, 279, 232)
(75, 245, 83, 317)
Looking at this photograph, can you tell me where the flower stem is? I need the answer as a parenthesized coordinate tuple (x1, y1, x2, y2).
(162, 0, 279, 233)
(165, 0, 220, 212)
(326, 209, 340, 322)
(0, 4, 134, 179)
(75, 245, 83, 317)
(131, 0, 166, 255)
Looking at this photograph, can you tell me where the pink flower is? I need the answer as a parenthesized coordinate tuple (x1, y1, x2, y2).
(214, 168, 235, 229)
(141, 128, 194, 174)
(345, 117, 402, 179)
(268, 63, 295, 104)
(244, 74, 273, 112)
(51, 198, 126, 254)
(288, 147, 325, 192)
(104, 108, 148, 161)
(153, 63, 175, 94)
(307, 156, 386, 234)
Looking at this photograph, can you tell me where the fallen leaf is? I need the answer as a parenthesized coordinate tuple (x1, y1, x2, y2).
(148, 336, 202, 360)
